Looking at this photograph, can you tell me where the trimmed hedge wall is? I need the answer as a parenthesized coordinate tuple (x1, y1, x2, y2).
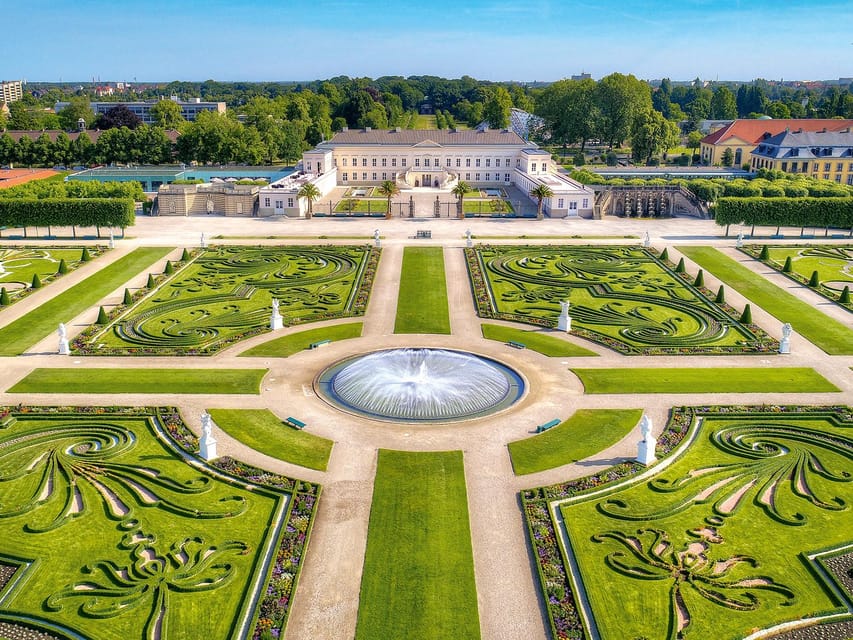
(714, 197, 853, 229)
(0, 198, 136, 229)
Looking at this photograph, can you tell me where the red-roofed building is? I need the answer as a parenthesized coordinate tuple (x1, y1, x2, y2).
(700, 119, 853, 167)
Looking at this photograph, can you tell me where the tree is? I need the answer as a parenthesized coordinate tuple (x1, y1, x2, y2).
(530, 183, 554, 220)
(631, 109, 680, 164)
(57, 97, 96, 131)
(297, 182, 321, 218)
(96, 105, 142, 130)
(536, 78, 598, 150)
(482, 86, 512, 129)
(710, 86, 738, 120)
(595, 73, 652, 149)
(70, 132, 93, 166)
(687, 130, 703, 165)
(452, 181, 470, 219)
(377, 180, 400, 220)
(721, 147, 735, 167)
(149, 100, 184, 129)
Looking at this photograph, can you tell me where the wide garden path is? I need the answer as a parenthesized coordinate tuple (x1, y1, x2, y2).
(0, 213, 851, 640)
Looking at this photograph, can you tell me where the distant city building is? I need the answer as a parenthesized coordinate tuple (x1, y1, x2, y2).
(571, 72, 591, 81)
(1, 80, 23, 105)
(53, 97, 226, 124)
(750, 128, 853, 184)
(700, 118, 853, 166)
(258, 127, 594, 218)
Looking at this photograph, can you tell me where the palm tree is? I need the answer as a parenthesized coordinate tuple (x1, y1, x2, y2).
(297, 182, 321, 219)
(529, 183, 554, 220)
(377, 180, 400, 220)
(452, 181, 470, 220)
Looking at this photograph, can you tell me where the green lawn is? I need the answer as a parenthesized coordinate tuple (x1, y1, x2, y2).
(571, 367, 839, 394)
(395, 247, 451, 334)
(508, 409, 641, 475)
(239, 322, 363, 357)
(677, 246, 853, 355)
(8, 368, 267, 394)
(207, 409, 333, 471)
(481, 323, 597, 356)
(355, 450, 480, 640)
(334, 199, 386, 213)
(0, 247, 172, 356)
(0, 246, 107, 306)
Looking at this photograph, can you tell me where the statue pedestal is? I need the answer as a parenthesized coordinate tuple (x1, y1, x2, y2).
(557, 314, 572, 332)
(200, 435, 218, 461)
(779, 337, 791, 354)
(58, 339, 70, 355)
(637, 438, 657, 466)
(270, 313, 283, 330)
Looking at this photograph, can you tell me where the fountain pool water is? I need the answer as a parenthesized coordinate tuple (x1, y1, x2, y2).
(316, 348, 524, 423)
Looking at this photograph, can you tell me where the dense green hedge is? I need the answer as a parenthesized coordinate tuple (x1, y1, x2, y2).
(0, 198, 136, 229)
(0, 179, 145, 202)
(714, 197, 853, 228)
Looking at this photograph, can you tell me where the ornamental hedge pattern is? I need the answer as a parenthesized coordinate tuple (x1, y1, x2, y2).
(0, 246, 107, 308)
(74, 245, 380, 356)
(466, 245, 777, 355)
(522, 405, 853, 640)
(0, 405, 320, 640)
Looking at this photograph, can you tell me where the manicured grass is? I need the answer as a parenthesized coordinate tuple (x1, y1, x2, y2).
(0, 246, 106, 306)
(334, 198, 386, 213)
(508, 409, 641, 475)
(8, 368, 267, 394)
(0, 247, 172, 356)
(462, 199, 515, 214)
(239, 322, 363, 357)
(571, 367, 839, 394)
(207, 409, 332, 471)
(394, 247, 451, 334)
(677, 246, 853, 355)
(481, 323, 597, 356)
(355, 450, 480, 640)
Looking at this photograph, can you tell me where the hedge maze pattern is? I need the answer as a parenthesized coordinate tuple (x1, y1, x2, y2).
(0, 247, 106, 307)
(80, 245, 378, 355)
(522, 406, 853, 640)
(467, 245, 775, 354)
(0, 406, 320, 640)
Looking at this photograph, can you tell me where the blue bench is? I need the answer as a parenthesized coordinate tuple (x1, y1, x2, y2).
(416, 230, 432, 239)
(507, 341, 526, 349)
(536, 419, 560, 433)
(285, 417, 306, 429)
(309, 339, 331, 349)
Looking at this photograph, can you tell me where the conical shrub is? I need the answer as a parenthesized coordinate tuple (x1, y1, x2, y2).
(782, 256, 793, 273)
(839, 286, 850, 304)
(808, 270, 820, 287)
(0, 287, 9, 306)
(693, 270, 704, 288)
(164, 260, 174, 275)
(739, 304, 752, 324)
(660, 248, 669, 262)
(123, 288, 133, 305)
(181, 248, 191, 262)
(146, 273, 156, 289)
(759, 245, 770, 260)
(58, 258, 68, 274)
(96, 306, 109, 325)
(675, 257, 686, 273)
(715, 285, 726, 304)
(80, 247, 91, 262)
(31, 273, 42, 289)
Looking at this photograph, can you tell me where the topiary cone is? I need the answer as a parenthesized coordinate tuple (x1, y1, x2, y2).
(58, 258, 68, 274)
(660, 248, 669, 261)
(715, 285, 726, 304)
(181, 248, 191, 262)
(739, 304, 752, 324)
(839, 286, 850, 304)
(782, 256, 793, 273)
(96, 306, 109, 325)
(123, 288, 133, 305)
(164, 260, 174, 275)
(675, 257, 686, 273)
(146, 273, 156, 288)
(0, 287, 9, 306)
(808, 270, 820, 287)
(693, 270, 704, 288)
(31, 273, 42, 289)
(759, 245, 770, 260)
(80, 247, 91, 262)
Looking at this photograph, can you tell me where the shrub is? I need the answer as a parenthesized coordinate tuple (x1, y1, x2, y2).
(31, 273, 42, 289)
(605, 151, 618, 166)
(759, 245, 770, 260)
(660, 248, 669, 261)
(57, 258, 68, 274)
(0, 287, 9, 306)
(693, 270, 704, 287)
(809, 270, 820, 287)
(715, 285, 725, 304)
(573, 152, 585, 166)
(675, 257, 686, 273)
(146, 273, 155, 288)
(80, 247, 91, 262)
(164, 260, 174, 275)
(782, 256, 793, 273)
(123, 288, 132, 305)
(181, 248, 191, 261)
(840, 286, 851, 304)
(739, 304, 753, 324)
(96, 306, 108, 324)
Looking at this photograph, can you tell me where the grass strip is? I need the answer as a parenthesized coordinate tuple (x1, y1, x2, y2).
(677, 246, 853, 355)
(508, 409, 641, 475)
(394, 247, 451, 334)
(481, 323, 597, 357)
(207, 409, 332, 471)
(0, 247, 172, 356)
(572, 367, 839, 394)
(239, 322, 363, 357)
(473, 235, 638, 239)
(8, 368, 267, 394)
(355, 450, 480, 640)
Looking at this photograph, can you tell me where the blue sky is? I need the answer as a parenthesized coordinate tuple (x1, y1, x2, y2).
(3, 0, 851, 82)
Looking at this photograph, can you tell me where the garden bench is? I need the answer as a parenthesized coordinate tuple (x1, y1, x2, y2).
(309, 339, 331, 349)
(507, 340, 526, 349)
(415, 230, 432, 239)
(536, 419, 560, 433)
(830, 233, 846, 238)
(285, 417, 306, 429)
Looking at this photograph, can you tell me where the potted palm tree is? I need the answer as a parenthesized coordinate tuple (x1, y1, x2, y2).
(452, 181, 471, 220)
(377, 180, 400, 220)
(530, 183, 554, 220)
(297, 182, 321, 219)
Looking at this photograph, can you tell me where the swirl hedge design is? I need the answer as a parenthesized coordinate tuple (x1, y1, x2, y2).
(466, 245, 777, 355)
(76, 245, 379, 355)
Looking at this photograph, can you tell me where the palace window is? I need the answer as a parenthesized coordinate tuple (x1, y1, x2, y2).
(466, 158, 471, 167)
(415, 158, 420, 167)
(372, 172, 377, 180)
(392, 158, 397, 167)
(382, 158, 387, 167)
(504, 173, 510, 182)
(382, 172, 387, 180)
(362, 172, 367, 180)
(264, 197, 270, 207)
(531, 163, 537, 172)
(352, 157, 357, 166)
(287, 198, 294, 207)
(424, 158, 430, 167)
(342, 158, 347, 167)
(372, 158, 377, 167)
(402, 159, 407, 167)
(465, 173, 471, 180)
(475, 173, 481, 181)
(582, 198, 589, 208)
(485, 173, 490, 181)
(485, 159, 491, 167)
(342, 173, 348, 181)
(558, 198, 564, 208)
(476, 158, 481, 167)
(456, 158, 461, 167)
(362, 158, 367, 167)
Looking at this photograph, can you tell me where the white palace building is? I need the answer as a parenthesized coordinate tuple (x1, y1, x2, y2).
(257, 127, 594, 218)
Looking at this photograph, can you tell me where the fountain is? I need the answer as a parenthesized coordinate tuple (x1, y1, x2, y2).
(316, 348, 524, 422)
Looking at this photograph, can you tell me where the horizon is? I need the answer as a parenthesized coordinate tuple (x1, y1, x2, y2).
(2, 0, 851, 84)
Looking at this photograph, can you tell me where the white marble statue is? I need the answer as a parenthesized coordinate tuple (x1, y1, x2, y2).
(637, 414, 657, 465)
(58, 323, 70, 355)
(200, 232, 207, 249)
(374, 229, 381, 248)
(643, 231, 651, 248)
(270, 298, 283, 330)
(108, 231, 115, 249)
(736, 233, 744, 248)
(465, 228, 473, 248)
(779, 322, 793, 354)
(557, 300, 572, 332)
(199, 411, 218, 461)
